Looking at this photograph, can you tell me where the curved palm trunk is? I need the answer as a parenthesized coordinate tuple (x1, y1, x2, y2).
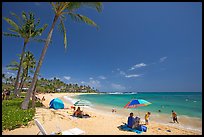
(21, 15, 59, 110)
(32, 79, 38, 108)
(17, 71, 25, 96)
(13, 41, 27, 97)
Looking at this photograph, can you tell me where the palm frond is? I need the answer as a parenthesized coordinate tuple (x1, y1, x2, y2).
(31, 24, 48, 37)
(68, 13, 98, 29)
(8, 28, 19, 33)
(22, 11, 28, 22)
(80, 2, 103, 13)
(6, 61, 19, 71)
(66, 2, 82, 12)
(58, 18, 67, 49)
(3, 17, 19, 31)
(10, 11, 22, 25)
(3, 32, 20, 37)
(51, 2, 57, 13)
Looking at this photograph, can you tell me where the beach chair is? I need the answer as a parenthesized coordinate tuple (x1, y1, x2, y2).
(34, 119, 85, 135)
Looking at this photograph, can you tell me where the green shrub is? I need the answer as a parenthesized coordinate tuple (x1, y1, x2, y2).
(2, 98, 43, 131)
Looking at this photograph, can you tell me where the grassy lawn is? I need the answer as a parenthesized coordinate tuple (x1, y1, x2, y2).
(2, 94, 43, 131)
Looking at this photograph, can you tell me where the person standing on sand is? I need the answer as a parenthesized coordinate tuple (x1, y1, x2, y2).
(2, 89, 6, 100)
(145, 112, 151, 125)
(5, 90, 10, 100)
(172, 110, 179, 123)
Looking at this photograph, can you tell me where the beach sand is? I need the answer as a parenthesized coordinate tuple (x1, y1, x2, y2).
(2, 93, 202, 135)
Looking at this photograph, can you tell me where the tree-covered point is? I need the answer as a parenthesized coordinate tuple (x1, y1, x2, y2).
(35, 77, 99, 93)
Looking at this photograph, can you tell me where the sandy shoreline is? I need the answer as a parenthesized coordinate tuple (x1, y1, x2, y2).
(2, 93, 202, 135)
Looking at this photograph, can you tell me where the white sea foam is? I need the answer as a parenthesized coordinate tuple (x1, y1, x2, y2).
(63, 96, 78, 104)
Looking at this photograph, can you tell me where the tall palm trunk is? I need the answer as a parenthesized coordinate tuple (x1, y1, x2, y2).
(32, 79, 38, 109)
(18, 69, 28, 96)
(21, 15, 59, 110)
(17, 70, 25, 96)
(13, 41, 28, 97)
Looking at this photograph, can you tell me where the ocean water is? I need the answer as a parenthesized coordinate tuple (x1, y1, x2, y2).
(64, 92, 202, 132)
(74, 92, 202, 119)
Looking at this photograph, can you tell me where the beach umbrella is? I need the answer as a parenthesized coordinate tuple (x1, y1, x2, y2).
(124, 99, 151, 117)
(124, 99, 151, 108)
(74, 100, 91, 107)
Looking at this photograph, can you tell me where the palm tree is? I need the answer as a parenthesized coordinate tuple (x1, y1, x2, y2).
(18, 51, 36, 96)
(7, 51, 36, 96)
(21, 2, 102, 109)
(3, 11, 47, 97)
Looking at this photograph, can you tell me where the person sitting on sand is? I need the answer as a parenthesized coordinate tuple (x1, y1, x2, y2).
(42, 96, 45, 101)
(145, 112, 151, 125)
(133, 116, 141, 128)
(74, 107, 83, 118)
(127, 112, 135, 128)
(172, 110, 179, 123)
(112, 107, 116, 113)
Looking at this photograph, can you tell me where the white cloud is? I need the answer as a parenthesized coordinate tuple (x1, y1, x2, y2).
(129, 63, 147, 70)
(5, 72, 15, 76)
(119, 70, 126, 75)
(89, 77, 93, 80)
(111, 83, 126, 91)
(81, 81, 85, 84)
(125, 74, 142, 78)
(159, 57, 167, 62)
(63, 76, 71, 80)
(88, 80, 101, 88)
(98, 75, 106, 80)
(2, 67, 16, 77)
(82, 79, 101, 88)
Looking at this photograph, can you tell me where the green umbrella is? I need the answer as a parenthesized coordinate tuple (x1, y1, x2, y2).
(74, 100, 91, 106)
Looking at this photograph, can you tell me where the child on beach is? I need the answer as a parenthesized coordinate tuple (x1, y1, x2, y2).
(145, 112, 151, 125)
(172, 110, 179, 123)
(112, 107, 116, 113)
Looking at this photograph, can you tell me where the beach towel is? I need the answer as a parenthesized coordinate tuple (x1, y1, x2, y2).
(120, 124, 143, 134)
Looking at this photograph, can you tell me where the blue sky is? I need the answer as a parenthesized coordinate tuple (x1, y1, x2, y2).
(2, 2, 202, 92)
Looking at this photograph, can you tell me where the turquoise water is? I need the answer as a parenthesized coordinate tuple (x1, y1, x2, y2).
(74, 92, 202, 119)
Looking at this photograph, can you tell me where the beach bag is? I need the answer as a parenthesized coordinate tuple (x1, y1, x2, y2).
(141, 125, 147, 132)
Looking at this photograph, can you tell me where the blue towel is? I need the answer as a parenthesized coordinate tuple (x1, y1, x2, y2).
(120, 125, 143, 134)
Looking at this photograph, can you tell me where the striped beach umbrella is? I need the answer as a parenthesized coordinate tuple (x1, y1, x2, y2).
(74, 100, 91, 106)
(124, 99, 151, 108)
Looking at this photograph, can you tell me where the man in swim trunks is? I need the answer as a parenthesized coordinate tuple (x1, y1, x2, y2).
(172, 110, 179, 123)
